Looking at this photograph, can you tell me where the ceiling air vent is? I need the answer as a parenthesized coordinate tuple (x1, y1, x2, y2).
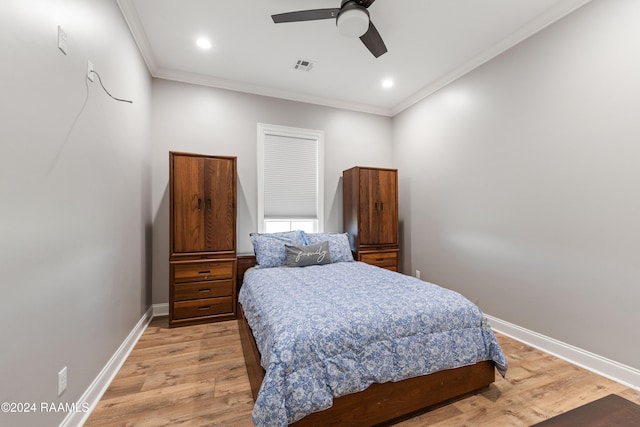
(293, 59, 315, 72)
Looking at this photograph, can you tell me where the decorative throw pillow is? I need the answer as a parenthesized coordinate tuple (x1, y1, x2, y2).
(250, 230, 306, 268)
(285, 241, 332, 267)
(303, 232, 354, 263)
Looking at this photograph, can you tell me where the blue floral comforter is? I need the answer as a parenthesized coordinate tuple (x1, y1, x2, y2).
(238, 262, 507, 426)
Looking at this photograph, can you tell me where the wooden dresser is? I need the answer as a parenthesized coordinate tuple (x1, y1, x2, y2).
(169, 152, 237, 327)
(343, 166, 399, 271)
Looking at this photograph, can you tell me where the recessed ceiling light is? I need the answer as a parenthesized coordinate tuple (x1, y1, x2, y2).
(196, 38, 212, 49)
(382, 79, 394, 88)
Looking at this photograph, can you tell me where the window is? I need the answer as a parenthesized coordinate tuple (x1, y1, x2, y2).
(257, 123, 324, 233)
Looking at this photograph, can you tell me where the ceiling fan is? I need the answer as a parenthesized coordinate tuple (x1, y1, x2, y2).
(271, 0, 387, 58)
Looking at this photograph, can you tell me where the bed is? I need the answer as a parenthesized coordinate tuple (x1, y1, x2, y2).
(237, 232, 507, 426)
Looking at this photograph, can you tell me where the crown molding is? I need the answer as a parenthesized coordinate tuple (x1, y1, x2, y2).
(391, 0, 593, 116)
(153, 67, 394, 117)
(118, 0, 592, 118)
(117, 0, 392, 116)
(117, 0, 157, 73)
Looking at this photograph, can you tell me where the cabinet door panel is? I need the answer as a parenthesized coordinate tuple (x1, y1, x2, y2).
(374, 170, 398, 245)
(173, 156, 205, 253)
(204, 158, 236, 252)
(358, 169, 376, 245)
(359, 169, 398, 246)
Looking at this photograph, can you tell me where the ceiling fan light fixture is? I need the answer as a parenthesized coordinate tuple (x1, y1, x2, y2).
(337, 7, 369, 38)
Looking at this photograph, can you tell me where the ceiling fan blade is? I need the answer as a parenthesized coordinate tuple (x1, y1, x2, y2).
(272, 8, 340, 23)
(359, 0, 376, 8)
(360, 21, 387, 58)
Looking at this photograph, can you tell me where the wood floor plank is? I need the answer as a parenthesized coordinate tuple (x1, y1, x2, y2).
(85, 317, 640, 426)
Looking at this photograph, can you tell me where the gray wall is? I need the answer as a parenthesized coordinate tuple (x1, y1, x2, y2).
(0, 1, 152, 426)
(150, 79, 393, 304)
(393, 0, 640, 370)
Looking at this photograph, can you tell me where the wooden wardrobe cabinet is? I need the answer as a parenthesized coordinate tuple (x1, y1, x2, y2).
(343, 167, 399, 271)
(169, 152, 237, 327)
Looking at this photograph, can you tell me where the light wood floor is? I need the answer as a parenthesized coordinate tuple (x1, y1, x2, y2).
(85, 317, 640, 426)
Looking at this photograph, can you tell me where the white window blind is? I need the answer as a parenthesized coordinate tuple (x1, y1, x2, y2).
(258, 124, 324, 233)
(264, 133, 318, 218)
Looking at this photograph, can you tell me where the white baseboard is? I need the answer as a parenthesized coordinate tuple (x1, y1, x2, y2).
(153, 303, 169, 317)
(59, 306, 154, 427)
(486, 314, 640, 391)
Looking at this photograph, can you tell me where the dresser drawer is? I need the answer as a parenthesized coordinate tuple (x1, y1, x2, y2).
(172, 297, 233, 320)
(173, 260, 234, 283)
(359, 251, 398, 270)
(174, 279, 234, 301)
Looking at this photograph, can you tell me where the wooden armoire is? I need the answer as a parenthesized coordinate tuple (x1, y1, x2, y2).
(169, 152, 237, 328)
(343, 166, 399, 271)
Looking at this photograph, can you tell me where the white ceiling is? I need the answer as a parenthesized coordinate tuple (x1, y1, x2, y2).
(118, 0, 591, 116)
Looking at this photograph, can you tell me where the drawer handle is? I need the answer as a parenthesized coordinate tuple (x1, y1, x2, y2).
(375, 258, 385, 261)
(198, 306, 211, 311)
(198, 288, 210, 293)
(199, 270, 211, 274)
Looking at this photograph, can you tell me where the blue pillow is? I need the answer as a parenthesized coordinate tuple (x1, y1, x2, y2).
(250, 230, 306, 268)
(303, 232, 354, 263)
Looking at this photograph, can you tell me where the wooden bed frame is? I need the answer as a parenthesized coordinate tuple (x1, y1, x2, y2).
(236, 255, 496, 426)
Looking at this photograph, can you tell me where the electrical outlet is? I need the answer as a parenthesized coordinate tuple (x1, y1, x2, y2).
(87, 60, 95, 82)
(58, 367, 67, 396)
(415, 270, 421, 279)
(58, 26, 68, 55)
